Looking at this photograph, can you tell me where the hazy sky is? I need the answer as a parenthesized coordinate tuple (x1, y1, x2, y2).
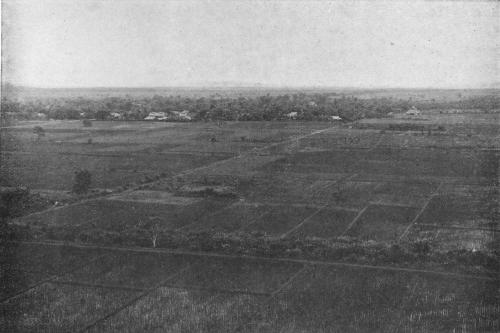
(2, 0, 498, 88)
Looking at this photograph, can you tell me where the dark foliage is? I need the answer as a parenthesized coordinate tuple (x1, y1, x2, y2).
(82, 119, 92, 127)
(33, 126, 45, 139)
(3, 93, 498, 122)
(72, 170, 92, 194)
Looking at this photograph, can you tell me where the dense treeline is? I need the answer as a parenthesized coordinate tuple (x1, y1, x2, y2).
(2, 93, 499, 121)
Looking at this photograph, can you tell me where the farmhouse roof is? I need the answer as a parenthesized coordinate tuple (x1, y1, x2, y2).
(406, 106, 421, 115)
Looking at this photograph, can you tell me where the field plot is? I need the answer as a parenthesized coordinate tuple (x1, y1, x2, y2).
(17, 198, 233, 237)
(57, 121, 320, 154)
(176, 154, 284, 180)
(360, 113, 500, 148)
(416, 193, 499, 230)
(2, 241, 498, 332)
(0, 282, 140, 332)
(1, 121, 331, 192)
(0, 151, 226, 190)
(88, 287, 267, 333)
(258, 266, 410, 332)
(2, 120, 178, 131)
(107, 190, 201, 205)
(370, 180, 438, 206)
(185, 202, 275, 232)
(289, 208, 358, 239)
(257, 266, 500, 332)
(168, 140, 269, 154)
(311, 180, 380, 208)
(298, 129, 381, 150)
(0, 243, 104, 300)
(169, 256, 304, 294)
(15, 201, 103, 228)
(261, 147, 498, 181)
(1, 130, 91, 151)
(260, 151, 361, 174)
(438, 183, 498, 195)
(377, 132, 500, 150)
(345, 204, 419, 241)
(0, 269, 50, 301)
(395, 274, 500, 332)
(58, 251, 190, 289)
(241, 205, 318, 236)
(4, 243, 102, 274)
(357, 156, 489, 178)
(237, 172, 345, 205)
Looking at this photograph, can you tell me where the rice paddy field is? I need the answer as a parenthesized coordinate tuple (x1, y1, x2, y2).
(1, 112, 499, 331)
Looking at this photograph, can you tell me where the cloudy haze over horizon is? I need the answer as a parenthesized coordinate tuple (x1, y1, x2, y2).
(2, 0, 499, 89)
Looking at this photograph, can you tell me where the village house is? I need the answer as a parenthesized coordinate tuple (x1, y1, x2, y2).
(35, 113, 47, 120)
(144, 112, 168, 120)
(405, 106, 421, 116)
(110, 112, 123, 120)
(170, 110, 192, 121)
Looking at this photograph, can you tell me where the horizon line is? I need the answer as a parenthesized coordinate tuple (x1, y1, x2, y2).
(4, 84, 499, 91)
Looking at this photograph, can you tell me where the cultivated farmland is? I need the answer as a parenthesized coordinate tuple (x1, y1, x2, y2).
(1, 107, 499, 331)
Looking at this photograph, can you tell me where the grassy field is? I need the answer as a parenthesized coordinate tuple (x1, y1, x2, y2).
(2, 112, 499, 331)
(2, 243, 498, 332)
(7, 114, 498, 250)
(0, 282, 140, 332)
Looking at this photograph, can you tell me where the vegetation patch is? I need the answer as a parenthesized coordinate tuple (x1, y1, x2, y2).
(261, 265, 500, 332)
(107, 190, 201, 205)
(89, 287, 266, 333)
(185, 203, 274, 233)
(417, 193, 499, 229)
(170, 256, 303, 293)
(0, 282, 140, 332)
(177, 184, 238, 198)
(0, 187, 53, 219)
(59, 251, 189, 289)
(9, 223, 499, 277)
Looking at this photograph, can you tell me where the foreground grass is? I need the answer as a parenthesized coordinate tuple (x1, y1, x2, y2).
(0, 282, 139, 332)
(88, 288, 266, 333)
(91, 266, 500, 333)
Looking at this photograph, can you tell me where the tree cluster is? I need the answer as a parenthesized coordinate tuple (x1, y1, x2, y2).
(2, 93, 498, 122)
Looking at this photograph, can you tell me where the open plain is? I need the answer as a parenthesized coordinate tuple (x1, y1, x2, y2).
(1, 111, 499, 332)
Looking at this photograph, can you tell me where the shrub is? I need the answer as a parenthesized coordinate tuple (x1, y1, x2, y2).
(82, 119, 92, 127)
(412, 239, 432, 255)
(33, 126, 45, 140)
(72, 169, 92, 194)
(0, 187, 29, 218)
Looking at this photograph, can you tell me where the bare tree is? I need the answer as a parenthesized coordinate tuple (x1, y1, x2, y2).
(146, 216, 161, 248)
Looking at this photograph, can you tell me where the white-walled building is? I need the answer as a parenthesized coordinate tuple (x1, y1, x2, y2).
(405, 106, 421, 116)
